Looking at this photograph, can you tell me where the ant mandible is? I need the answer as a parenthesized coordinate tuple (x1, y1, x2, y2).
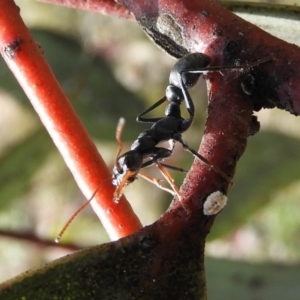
(112, 53, 271, 202)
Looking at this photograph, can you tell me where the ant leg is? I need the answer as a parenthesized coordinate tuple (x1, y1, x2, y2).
(140, 148, 188, 172)
(159, 162, 188, 173)
(140, 159, 182, 198)
(156, 163, 183, 201)
(139, 154, 187, 173)
(138, 172, 178, 197)
(177, 72, 195, 119)
(136, 96, 168, 123)
(156, 163, 190, 212)
(177, 137, 233, 185)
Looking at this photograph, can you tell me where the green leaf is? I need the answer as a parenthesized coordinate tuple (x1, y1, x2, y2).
(206, 257, 300, 300)
(0, 225, 206, 300)
(0, 129, 54, 209)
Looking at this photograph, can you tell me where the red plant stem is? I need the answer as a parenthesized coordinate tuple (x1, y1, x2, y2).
(0, 0, 142, 240)
(41, 0, 133, 19)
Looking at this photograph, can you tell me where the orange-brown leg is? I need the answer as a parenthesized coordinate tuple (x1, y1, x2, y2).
(156, 163, 189, 211)
(156, 163, 183, 202)
(138, 172, 178, 197)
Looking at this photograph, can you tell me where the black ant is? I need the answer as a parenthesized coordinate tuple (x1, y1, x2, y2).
(112, 53, 272, 202)
(56, 53, 271, 242)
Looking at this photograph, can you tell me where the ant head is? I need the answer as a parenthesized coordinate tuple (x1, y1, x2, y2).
(166, 85, 183, 103)
(112, 151, 143, 202)
(112, 151, 143, 187)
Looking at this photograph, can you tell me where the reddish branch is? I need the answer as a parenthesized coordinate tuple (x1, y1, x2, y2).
(0, 1, 142, 241)
(0, 229, 82, 252)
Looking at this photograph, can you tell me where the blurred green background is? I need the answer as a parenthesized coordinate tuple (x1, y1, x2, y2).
(0, 0, 300, 299)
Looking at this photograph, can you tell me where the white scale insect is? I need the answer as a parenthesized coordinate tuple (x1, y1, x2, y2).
(203, 191, 228, 215)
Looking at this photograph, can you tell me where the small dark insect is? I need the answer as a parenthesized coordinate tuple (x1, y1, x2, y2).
(112, 53, 272, 202)
(4, 38, 22, 60)
(56, 53, 271, 241)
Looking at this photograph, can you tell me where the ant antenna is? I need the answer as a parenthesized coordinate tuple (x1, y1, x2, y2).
(114, 117, 126, 171)
(55, 178, 111, 243)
